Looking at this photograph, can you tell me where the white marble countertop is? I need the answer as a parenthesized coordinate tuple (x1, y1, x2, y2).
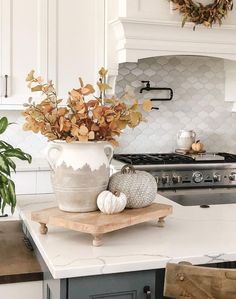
(16, 193, 236, 279)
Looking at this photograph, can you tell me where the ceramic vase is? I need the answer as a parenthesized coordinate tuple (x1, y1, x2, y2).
(46, 141, 113, 212)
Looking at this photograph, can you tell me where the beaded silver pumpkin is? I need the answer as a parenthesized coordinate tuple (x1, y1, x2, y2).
(108, 165, 157, 208)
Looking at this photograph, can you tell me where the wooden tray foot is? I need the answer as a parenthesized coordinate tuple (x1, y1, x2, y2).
(93, 235, 103, 247)
(40, 223, 48, 235)
(157, 217, 166, 227)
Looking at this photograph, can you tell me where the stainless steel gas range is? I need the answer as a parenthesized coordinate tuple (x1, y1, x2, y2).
(113, 152, 236, 207)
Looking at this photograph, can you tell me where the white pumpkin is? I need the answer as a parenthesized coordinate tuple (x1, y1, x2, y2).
(97, 190, 127, 214)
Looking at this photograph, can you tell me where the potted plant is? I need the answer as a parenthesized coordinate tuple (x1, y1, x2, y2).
(0, 117, 31, 215)
(22, 68, 152, 212)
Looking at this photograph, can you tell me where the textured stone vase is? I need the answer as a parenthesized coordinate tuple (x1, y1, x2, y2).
(46, 141, 113, 212)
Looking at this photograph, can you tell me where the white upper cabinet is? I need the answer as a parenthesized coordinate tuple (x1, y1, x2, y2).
(47, 0, 105, 100)
(0, 0, 105, 109)
(0, 0, 42, 109)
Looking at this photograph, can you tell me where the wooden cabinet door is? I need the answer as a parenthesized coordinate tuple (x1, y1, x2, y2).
(0, 0, 46, 109)
(68, 270, 156, 299)
(47, 0, 105, 101)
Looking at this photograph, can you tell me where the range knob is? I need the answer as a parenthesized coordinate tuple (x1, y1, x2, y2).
(172, 175, 182, 184)
(161, 175, 169, 184)
(213, 173, 221, 182)
(155, 176, 159, 184)
(192, 171, 204, 183)
(229, 172, 236, 181)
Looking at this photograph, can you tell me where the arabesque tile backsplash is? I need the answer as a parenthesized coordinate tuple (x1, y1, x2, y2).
(115, 55, 236, 154)
(1, 55, 236, 158)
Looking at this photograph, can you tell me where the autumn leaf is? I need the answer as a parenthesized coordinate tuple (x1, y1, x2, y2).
(97, 82, 112, 92)
(130, 99, 138, 111)
(88, 131, 95, 140)
(79, 77, 84, 87)
(104, 98, 116, 105)
(87, 99, 99, 108)
(99, 67, 108, 77)
(66, 136, 75, 143)
(80, 84, 95, 95)
(117, 120, 127, 130)
(71, 116, 77, 124)
(78, 125, 89, 136)
(129, 111, 142, 128)
(143, 99, 153, 112)
(70, 89, 82, 99)
(71, 126, 79, 137)
(31, 85, 42, 92)
(93, 106, 103, 119)
(91, 124, 100, 131)
(36, 76, 44, 83)
(59, 116, 64, 131)
(26, 70, 35, 82)
(45, 133, 57, 140)
(108, 139, 119, 147)
(78, 135, 88, 142)
(57, 108, 67, 117)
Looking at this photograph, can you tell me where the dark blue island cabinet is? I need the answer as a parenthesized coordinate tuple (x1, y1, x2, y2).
(43, 270, 158, 299)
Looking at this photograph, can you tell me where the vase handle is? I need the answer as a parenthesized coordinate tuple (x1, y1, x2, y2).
(45, 144, 62, 171)
(104, 144, 114, 163)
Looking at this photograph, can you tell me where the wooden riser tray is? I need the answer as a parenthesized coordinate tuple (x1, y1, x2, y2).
(31, 203, 172, 246)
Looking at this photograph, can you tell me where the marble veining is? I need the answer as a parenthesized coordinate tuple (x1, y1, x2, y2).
(17, 193, 236, 279)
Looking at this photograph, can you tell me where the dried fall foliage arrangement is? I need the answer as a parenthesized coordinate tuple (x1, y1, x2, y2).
(22, 68, 152, 146)
(170, 0, 233, 29)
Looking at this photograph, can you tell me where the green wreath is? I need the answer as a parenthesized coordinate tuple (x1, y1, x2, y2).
(170, 0, 233, 29)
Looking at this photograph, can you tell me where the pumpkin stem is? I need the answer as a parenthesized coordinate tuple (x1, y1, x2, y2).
(113, 190, 121, 197)
(196, 140, 200, 143)
(121, 164, 136, 174)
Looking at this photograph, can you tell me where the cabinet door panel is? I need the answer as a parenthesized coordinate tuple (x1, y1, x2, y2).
(1, 0, 45, 107)
(68, 271, 155, 299)
(48, 0, 105, 100)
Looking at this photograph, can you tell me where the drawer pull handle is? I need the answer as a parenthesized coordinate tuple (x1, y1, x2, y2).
(4, 74, 8, 98)
(143, 285, 151, 299)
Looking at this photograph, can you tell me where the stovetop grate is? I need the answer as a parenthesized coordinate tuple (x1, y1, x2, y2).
(113, 152, 236, 165)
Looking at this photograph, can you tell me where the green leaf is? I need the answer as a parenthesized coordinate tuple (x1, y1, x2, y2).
(0, 173, 9, 185)
(0, 117, 8, 134)
(0, 184, 10, 204)
(0, 179, 16, 215)
(5, 157, 16, 172)
(0, 140, 13, 151)
(4, 148, 32, 163)
(1, 200, 6, 215)
(0, 154, 10, 175)
(8, 179, 16, 208)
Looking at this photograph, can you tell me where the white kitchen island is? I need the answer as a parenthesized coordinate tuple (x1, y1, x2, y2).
(17, 193, 236, 280)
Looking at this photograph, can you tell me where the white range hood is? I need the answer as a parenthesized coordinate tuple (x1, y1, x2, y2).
(106, 0, 236, 107)
(110, 18, 236, 64)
